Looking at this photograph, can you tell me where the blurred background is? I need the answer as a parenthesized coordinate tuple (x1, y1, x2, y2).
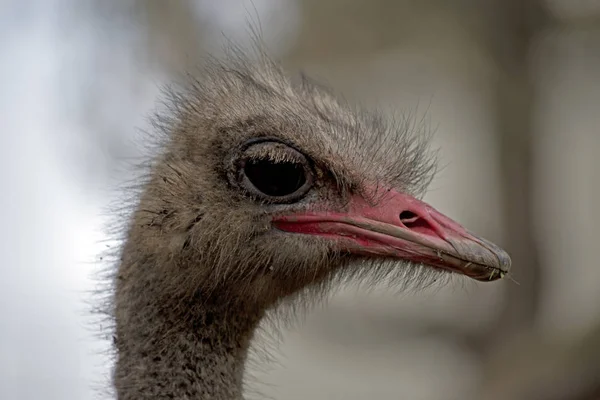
(1, 0, 599, 399)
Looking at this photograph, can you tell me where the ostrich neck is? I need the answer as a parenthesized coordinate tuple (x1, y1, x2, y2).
(114, 265, 264, 400)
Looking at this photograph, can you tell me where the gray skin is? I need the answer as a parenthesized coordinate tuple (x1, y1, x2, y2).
(112, 46, 458, 400)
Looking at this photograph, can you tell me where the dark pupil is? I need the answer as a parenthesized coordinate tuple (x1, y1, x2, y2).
(244, 158, 306, 197)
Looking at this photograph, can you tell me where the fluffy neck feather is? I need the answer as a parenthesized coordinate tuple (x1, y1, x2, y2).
(114, 253, 264, 400)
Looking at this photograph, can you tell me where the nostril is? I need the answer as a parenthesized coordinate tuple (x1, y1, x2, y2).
(399, 211, 419, 225)
(399, 210, 436, 236)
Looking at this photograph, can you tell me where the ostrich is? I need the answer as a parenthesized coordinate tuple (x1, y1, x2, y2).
(111, 46, 511, 400)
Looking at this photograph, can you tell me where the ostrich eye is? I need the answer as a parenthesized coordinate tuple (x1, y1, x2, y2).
(244, 158, 306, 196)
(236, 140, 314, 203)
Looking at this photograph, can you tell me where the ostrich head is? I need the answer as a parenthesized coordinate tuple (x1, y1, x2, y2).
(113, 46, 511, 400)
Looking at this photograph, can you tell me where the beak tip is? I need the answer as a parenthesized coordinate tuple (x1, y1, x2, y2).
(500, 252, 512, 271)
(446, 235, 512, 281)
(480, 236, 512, 273)
(482, 251, 512, 282)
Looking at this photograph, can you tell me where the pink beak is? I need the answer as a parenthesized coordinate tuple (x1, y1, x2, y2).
(272, 189, 511, 282)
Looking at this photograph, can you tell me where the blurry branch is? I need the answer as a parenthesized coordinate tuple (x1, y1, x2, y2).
(468, 1, 550, 398)
(478, 0, 548, 346)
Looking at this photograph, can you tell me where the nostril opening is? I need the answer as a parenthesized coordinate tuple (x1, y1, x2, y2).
(399, 211, 419, 225)
(399, 210, 436, 236)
